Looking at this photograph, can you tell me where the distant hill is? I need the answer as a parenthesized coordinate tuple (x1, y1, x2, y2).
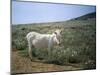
(71, 12, 96, 20)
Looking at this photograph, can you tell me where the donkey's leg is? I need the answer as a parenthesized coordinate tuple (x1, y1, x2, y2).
(48, 39, 53, 57)
(28, 39, 33, 61)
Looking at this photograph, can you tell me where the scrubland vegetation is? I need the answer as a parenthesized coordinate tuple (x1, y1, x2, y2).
(11, 12, 96, 73)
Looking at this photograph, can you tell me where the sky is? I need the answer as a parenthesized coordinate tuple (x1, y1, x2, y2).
(12, 1, 96, 24)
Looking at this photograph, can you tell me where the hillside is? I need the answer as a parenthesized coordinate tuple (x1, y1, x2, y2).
(71, 12, 96, 20)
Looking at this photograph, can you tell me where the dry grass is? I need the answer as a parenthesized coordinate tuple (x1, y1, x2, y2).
(11, 50, 82, 74)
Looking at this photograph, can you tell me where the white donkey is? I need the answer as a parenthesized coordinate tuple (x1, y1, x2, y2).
(26, 29, 62, 61)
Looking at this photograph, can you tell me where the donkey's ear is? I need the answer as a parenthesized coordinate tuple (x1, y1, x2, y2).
(54, 31, 57, 34)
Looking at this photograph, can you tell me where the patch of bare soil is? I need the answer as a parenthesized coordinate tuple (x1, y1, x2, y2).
(11, 51, 82, 74)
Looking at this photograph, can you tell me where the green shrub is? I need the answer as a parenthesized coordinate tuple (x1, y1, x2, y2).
(12, 36, 27, 50)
